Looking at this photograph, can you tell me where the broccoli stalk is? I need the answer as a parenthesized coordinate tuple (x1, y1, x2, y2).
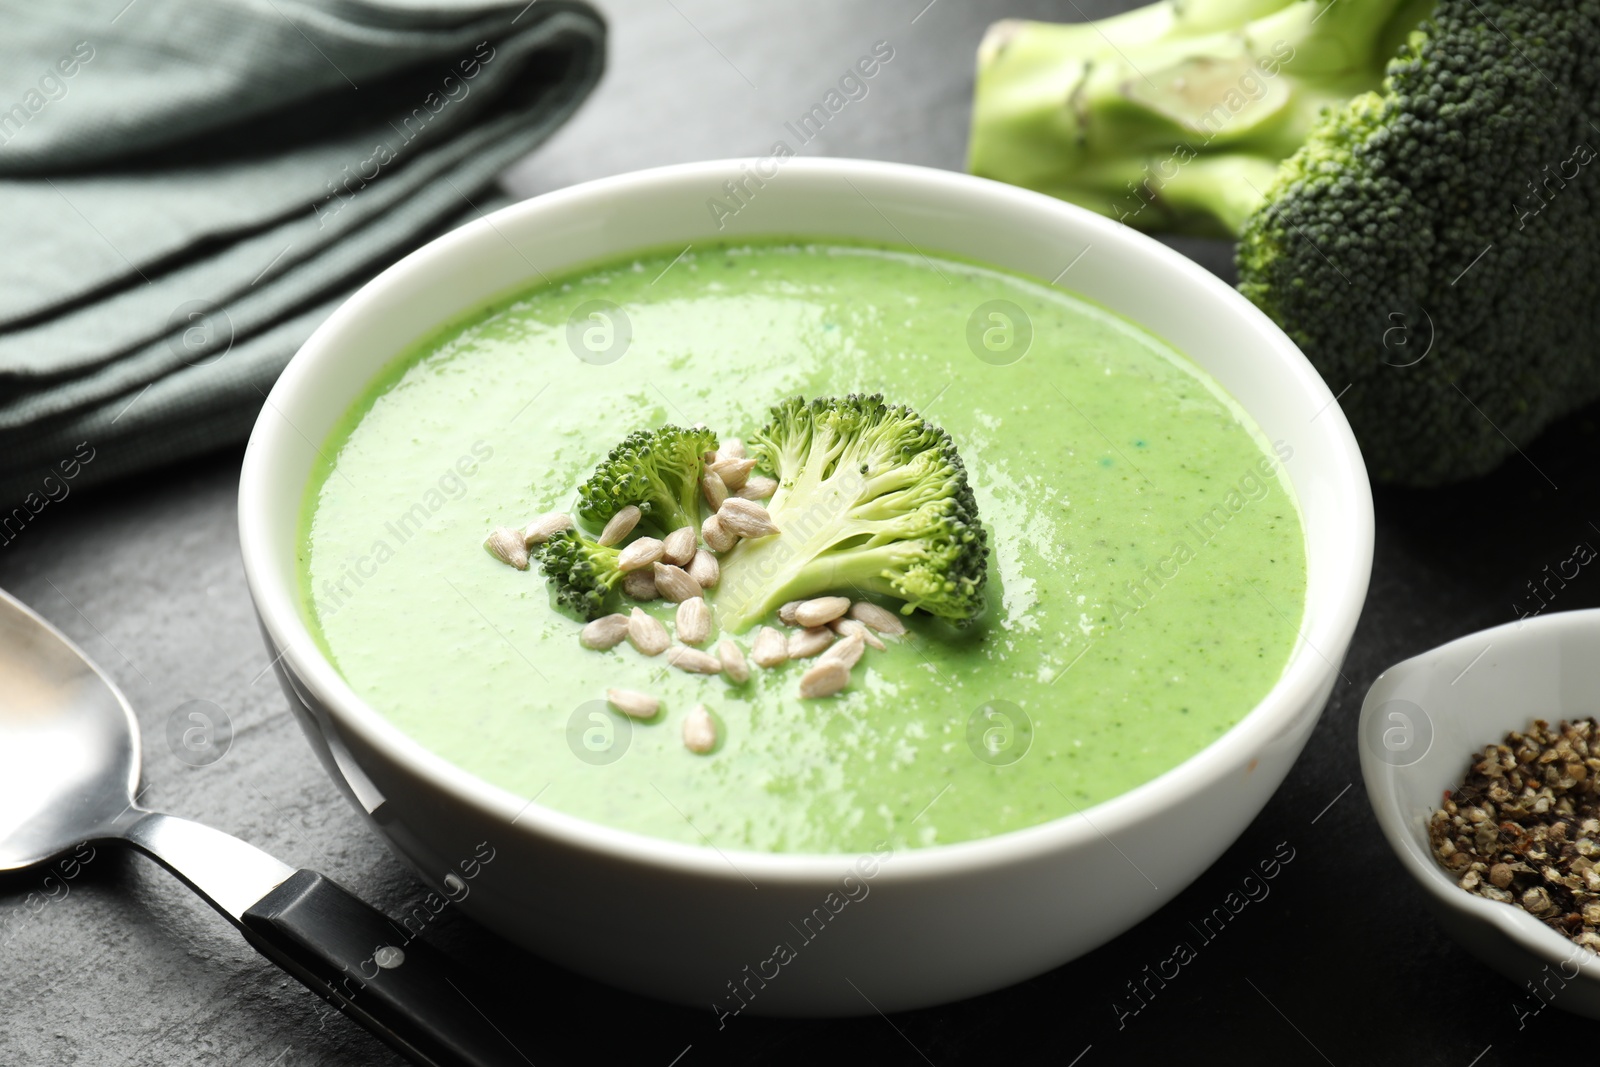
(968, 0, 1433, 235)
(715, 395, 989, 633)
(533, 529, 624, 621)
(575, 424, 718, 536)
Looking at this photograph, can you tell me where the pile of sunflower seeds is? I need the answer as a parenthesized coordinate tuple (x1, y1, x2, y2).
(590, 592, 904, 752)
(482, 438, 905, 754)
(1429, 717, 1600, 952)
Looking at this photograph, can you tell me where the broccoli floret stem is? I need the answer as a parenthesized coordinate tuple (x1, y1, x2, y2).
(717, 536, 896, 633)
(968, 0, 1432, 234)
(647, 466, 703, 535)
(717, 509, 926, 633)
(717, 468, 862, 631)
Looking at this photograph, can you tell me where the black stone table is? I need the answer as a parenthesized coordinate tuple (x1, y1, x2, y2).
(3, 2, 1595, 1064)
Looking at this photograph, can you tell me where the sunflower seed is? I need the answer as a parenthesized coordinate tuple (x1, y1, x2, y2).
(688, 548, 720, 588)
(718, 639, 749, 684)
(701, 469, 729, 510)
(661, 526, 697, 567)
(666, 646, 722, 674)
(701, 513, 737, 552)
(599, 505, 642, 547)
(794, 596, 850, 628)
(788, 627, 834, 659)
(751, 626, 788, 668)
(777, 601, 804, 626)
(682, 704, 717, 754)
(718, 498, 779, 538)
(830, 617, 886, 651)
(710, 457, 756, 491)
(627, 608, 670, 656)
(579, 613, 630, 650)
(484, 526, 529, 570)
(736, 475, 778, 500)
(622, 568, 658, 601)
(676, 596, 712, 645)
(617, 536, 664, 572)
(523, 512, 573, 546)
(719, 438, 747, 460)
(606, 687, 659, 719)
(849, 601, 907, 636)
(819, 631, 865, 670)
(799, 660, 850, 698)
(653, 562, 700, 603)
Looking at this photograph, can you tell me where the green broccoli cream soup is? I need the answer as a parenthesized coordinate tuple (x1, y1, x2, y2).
(300, 240, 1306, 854)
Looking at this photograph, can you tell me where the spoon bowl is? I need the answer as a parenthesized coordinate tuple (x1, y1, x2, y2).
(0, 589, 139, 871)
(1360, 607, 1600, 1019)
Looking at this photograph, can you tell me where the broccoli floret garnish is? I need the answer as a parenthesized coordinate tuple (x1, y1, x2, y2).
(575, 424, 717, 534)
(970, 0, 1600, 485)
(533, 528, 624, 620)
(715, 394, 990, 632)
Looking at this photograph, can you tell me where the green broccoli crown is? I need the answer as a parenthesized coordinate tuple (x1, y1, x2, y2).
(1238, 0, 1600, 484)
(575, 424, 718, 534)
(533, 528, 624, 620)
(720, 394, 989, 631)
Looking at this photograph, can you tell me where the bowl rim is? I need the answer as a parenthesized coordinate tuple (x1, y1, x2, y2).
(239, 156, 1375, 883)
(1360, 607, 1600, 981)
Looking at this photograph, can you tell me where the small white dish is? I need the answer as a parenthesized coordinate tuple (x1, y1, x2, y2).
(1361, 608, 1600, 1018)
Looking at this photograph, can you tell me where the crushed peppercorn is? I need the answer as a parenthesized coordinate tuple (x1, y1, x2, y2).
(1429, 718, 1600, 953)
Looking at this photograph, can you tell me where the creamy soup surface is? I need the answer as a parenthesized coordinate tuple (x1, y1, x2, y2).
(300, 240, 1306, 853)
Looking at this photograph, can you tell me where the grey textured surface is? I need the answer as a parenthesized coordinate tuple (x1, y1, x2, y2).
(3, 1, 1599, 1064)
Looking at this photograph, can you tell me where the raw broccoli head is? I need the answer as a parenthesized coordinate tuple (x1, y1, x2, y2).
(718, 394, 990, 632)
(1238, 1, 1600, 484)
(533, 529, 624, 620)
(969, 0, 1600, 485)
(575, 424, 717, 534)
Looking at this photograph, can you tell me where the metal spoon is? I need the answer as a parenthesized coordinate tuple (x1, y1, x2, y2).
(0, 587, 515, 1066)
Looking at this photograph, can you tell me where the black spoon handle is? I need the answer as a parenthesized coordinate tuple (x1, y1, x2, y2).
(241, 870, 526, 1067)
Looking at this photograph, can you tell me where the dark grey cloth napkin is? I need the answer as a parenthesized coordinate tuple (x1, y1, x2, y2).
(0, 0, 604, 508)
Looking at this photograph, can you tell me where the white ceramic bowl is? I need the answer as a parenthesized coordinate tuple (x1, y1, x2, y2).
(1361, 608, 1600, 1018)
(238, 157, 1373, 1015)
